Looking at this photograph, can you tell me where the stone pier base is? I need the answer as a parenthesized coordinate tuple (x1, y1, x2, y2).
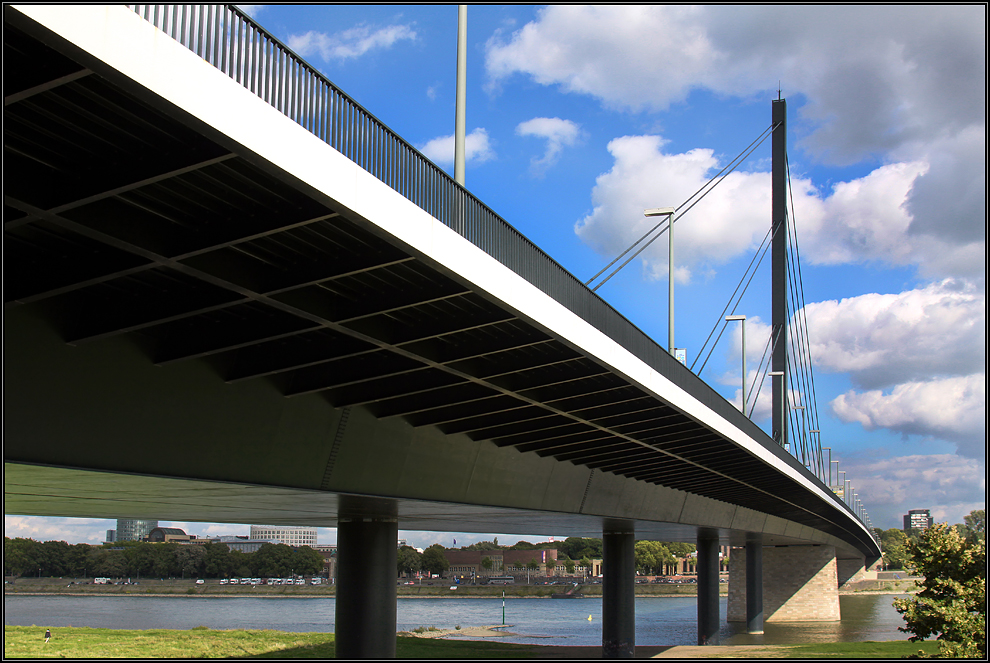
(728, 545, 840, 622)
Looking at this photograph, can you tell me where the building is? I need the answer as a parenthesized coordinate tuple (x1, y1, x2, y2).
(146, 527, 194, 543)
(312, 544, 338, 580)
(115, 519, 158, 542)
(441, 548, 559, 581)
(249, 525, 317, 547)
(106, 529, 116, 543)
(903, 509, 934, 532)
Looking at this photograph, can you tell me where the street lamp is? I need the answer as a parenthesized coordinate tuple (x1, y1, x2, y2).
(644, 207, 676, 356)
(767, 370, 785, 447)
(725, 315, 747, 416)
(830, 461, 839, 491)
(793, 405, 806, 463)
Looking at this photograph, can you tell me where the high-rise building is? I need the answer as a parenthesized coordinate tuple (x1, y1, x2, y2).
(249, 525, 317, 547)
(106, 529, 116, 543)
(116, 519, 158, 541)
(903, 509, 933, 532)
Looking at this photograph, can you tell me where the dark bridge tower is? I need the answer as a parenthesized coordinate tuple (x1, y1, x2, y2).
(771, 98, 787, 449)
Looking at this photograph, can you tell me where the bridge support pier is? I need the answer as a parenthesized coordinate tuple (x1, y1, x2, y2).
(728, 544, 839, 623)
(602, 526, 636, 658)
(697, 529, 721, 645)
(335, 499, 399, 659)
(745, 534, 764, 634)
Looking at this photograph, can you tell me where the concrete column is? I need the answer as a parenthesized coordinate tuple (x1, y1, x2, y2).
(729, 545, 839, 623)
(697, 529, 720, 645)
(335, 498, 399, 659)
(745, 535, 763, 634)
(602, 526, 635, 658)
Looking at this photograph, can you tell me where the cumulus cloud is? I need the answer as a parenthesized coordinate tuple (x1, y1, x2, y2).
(419, 128, 495, 167)
(575, 135, 771, 283)
(832, 376, 986, 458)
(576, 134, 983, 282)
(288, 23, 416, 62)
(516, 117, 584, 175)
(485, 6, 984, 156)
(488, 6, 986, 277)
(804, 280, 986, 389)
(4, 516, 112, 544)
(235, 6, 266, 19)
(836, 454, 986, 528)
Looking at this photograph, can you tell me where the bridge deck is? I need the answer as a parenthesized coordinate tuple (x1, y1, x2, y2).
(3, 5, 877, 560)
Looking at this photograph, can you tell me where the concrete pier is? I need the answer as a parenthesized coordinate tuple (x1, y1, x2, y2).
(602, 527, 636, 658)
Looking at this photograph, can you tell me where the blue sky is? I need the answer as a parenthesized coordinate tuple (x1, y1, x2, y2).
(6, 5, 985, 550)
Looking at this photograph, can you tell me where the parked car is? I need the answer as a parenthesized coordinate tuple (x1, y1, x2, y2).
(195, 579, 204, 585)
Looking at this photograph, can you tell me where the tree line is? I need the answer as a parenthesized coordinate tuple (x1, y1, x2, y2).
(397, 537, 699, 577)
(874, 509, 985, 571)
(3, 538, 324, 580)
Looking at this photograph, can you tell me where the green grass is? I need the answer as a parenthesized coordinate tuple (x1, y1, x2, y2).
(4, 625, 941, 659)
(776, 640, 941, 658)
(3, 626, 540, 659)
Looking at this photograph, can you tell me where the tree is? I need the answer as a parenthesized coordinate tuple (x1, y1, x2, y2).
(203, 543, 234, 578)
(564, 559, 575, 575)
(421, 544, 449, 577)
(893, 523, 986, 658)
(480, 556, 494, 573)
(963, 509, 985, 543)
(882, 528, 910, 570)
(397, 546, 422, 576)
(635, 541, 674, 575)
(579, 557, 592, 578)
(291, 546, 325, 576)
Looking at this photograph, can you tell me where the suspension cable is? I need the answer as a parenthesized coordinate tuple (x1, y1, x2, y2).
(587, 123, 778, 292)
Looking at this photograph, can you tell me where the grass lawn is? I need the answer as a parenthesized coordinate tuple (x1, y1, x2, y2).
(5, 625, 941, 659)
(3, 626, 539, 659)
(780, 640, 941, 659)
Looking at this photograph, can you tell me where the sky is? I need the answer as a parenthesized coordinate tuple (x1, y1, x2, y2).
(5, 5, 985, 551)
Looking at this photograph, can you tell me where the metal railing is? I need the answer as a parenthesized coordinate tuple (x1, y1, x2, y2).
(125, 6, 865, 521)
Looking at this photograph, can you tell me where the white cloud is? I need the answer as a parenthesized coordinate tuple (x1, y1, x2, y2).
(488, 6, 986, 277)
(831, 375, 986, 459)
(485, 6, 984, 158)
(288, 24, 416, 63)
(4, 516, 112, 544)
(575, 135, 771, 284)
(836, 454, 985, 528)
(419, 128, 495, 167)
(516, 117, 583, 175)
(804, 280, 986, 389)
(576, 134, 983, 282)
(235, 6, 265, 19)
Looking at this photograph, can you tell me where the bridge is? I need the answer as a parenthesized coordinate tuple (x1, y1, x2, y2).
(4, 5, 880, 657)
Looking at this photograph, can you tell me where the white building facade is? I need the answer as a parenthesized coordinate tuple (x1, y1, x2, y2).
(249, 525, 318, 547)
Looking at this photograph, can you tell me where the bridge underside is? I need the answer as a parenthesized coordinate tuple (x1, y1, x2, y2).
(4, 5, 876, 561)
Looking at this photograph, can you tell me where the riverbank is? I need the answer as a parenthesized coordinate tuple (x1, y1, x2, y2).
(6, 579, 915, 598)
(2, 625, 939, 659)
(4, 577, 725, 598)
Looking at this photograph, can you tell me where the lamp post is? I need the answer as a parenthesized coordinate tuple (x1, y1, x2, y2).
(820, 443, 829, 484)
(767, 371, 785, 447)
(726, 315, 747, 416)
(793, 405, 806, 463)
(830, 461, 839, 491)
(644, 207, 676, 356)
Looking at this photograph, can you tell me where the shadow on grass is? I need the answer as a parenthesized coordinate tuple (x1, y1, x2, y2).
(231, 636, 543, 659)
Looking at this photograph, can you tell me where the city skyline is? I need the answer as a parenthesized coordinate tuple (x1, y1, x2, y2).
(5, 5, 985, 549)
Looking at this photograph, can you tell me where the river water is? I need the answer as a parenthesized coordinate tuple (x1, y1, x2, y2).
(4, 594, 910, 647)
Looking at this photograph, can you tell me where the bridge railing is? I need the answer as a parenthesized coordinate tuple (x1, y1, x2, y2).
(125, 4, 812, 473)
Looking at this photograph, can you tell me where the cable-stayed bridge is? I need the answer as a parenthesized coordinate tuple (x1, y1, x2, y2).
(4, 5, 879, 657)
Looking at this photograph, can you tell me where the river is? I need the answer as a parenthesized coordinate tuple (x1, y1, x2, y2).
(4, 594, 910, 647)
